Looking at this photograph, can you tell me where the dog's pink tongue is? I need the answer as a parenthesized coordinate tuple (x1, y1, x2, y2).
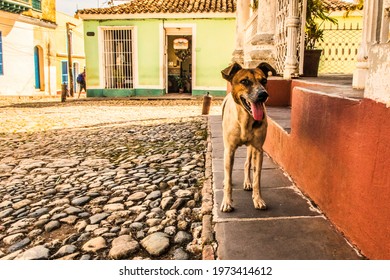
(251, 102, 264, 121)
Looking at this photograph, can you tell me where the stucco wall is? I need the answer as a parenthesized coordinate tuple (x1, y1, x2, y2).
(0, 19, 35, 95)
(83, 21, 100, 90)
(194, 19, 235, 89)
(137, 20, 161, 87)
(55, 12, 85, 93)
(0, 13, 56, 96)
(83, 19, 163, 93)
(22, 0, 56, 23)
(365, 43, 390, 106)
(264, 82, 390, 259)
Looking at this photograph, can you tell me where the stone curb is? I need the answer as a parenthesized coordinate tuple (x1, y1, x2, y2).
(201, 115, 216, 260)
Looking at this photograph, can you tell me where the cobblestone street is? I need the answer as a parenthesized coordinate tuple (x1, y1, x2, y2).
(0, 98, 222, 260)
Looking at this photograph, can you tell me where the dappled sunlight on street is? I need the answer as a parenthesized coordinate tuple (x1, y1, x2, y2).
(0, 98, 223, 133)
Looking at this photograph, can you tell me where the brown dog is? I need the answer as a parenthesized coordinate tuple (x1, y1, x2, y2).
(220, 62, 276, 212)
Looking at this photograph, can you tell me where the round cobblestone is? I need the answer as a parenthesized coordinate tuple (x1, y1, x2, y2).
(0, 99, 221, 260)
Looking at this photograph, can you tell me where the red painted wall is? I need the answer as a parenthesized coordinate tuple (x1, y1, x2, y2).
(264, 85, 390, 259)
(225, 78, 292, 107)
(266, 78, 291, 106)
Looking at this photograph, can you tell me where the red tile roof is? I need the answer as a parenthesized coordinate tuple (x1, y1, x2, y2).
(77, 0, 236, 15)
(323, 0, 357, 11)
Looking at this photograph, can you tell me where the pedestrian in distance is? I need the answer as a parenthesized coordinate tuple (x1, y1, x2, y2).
(77, 69, 86, 98)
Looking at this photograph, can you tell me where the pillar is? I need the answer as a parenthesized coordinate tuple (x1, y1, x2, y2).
(244, 0, 277, 69)
(233, 0, 250, 64)
(364, 0, 390, 105)
(352, 0, 381, 89)
(284, 0, 300, 79)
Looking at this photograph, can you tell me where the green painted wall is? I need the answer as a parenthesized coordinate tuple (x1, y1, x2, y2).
(136, 21, 161, 86)
(84, 20, 101, 89)
(83, 17, 235, 97)
(194, 19, 235, 88)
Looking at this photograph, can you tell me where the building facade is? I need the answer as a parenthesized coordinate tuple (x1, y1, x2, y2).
(0, 0, 57, 96)
(236, 0, 390, 259)
(77, 0, 236, 97)
(55, 11, 85, 95)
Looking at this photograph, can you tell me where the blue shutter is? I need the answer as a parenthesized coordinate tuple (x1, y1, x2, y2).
(61, 61, 68, 84)
(34, 46, 40, 89)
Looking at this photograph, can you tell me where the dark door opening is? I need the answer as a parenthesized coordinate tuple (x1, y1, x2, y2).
(167, 35, 192, 94)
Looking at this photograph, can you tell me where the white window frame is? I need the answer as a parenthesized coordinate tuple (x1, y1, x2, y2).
(160, 23, 196, 92)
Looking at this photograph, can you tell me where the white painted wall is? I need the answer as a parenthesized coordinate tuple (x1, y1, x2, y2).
(365, 44, 390, 107)
(0, 13, 57, 96)
(0, 21, 35, 95)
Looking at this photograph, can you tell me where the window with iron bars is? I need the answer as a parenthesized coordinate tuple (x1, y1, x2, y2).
(102, 28, 134, 89)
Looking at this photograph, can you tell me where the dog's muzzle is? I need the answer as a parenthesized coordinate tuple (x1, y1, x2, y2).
(240, 90, 268, 121)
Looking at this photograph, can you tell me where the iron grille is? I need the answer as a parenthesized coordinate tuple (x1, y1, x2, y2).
(317, 22, 362, 74)
(275, 0, 288, 75)
(102, 28, 133, 89)
(275, 0, 304, 76)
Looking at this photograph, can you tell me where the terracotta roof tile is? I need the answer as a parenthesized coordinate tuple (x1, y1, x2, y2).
(77, 0, 236, 15)
(323, 0, 356, 12)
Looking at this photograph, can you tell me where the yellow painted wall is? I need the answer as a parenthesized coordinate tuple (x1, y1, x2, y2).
(55, 12, 85, 93)
(317, 10, 363, 74)
(0, 10, 57, 95)
(23, 0, 56, 23)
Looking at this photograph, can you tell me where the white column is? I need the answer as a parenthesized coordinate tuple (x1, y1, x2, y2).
(379, 0, 390, 42)
(365, 44, 390, 106)
(233, 0, 250, 64)
(352, 0, 380, 89)
(364, 0, 390, 106)
(256, 0, 276, 41)
(283, 0, 300, 79)
(245, 0, 276, 68)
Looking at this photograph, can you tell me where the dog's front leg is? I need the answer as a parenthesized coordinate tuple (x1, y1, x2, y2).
(221, 146, 236, 212)
(251, 147, 267, 210)
(243, 146, 252, 190)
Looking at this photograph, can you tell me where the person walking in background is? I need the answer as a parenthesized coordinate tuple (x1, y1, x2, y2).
(77, 69, 86, 98)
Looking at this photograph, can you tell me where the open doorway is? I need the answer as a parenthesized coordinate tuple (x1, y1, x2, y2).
(166, 30, 192, 94)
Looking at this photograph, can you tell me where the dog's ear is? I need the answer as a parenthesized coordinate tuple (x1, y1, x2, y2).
(257, 62, 277, 78)
(221, 63, 242, 82)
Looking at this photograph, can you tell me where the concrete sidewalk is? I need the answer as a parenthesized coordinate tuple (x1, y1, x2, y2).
(209, 113, 363, 260)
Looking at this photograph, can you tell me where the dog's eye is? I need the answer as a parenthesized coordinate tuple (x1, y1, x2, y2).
(240, 79, 252, 86)
(260, 78, 267, 86)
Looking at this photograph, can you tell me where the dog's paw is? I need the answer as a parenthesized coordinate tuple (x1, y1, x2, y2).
(220, 199, 234, 212)
(243, 181, 252, 191)
(253, 198, 267, 210)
